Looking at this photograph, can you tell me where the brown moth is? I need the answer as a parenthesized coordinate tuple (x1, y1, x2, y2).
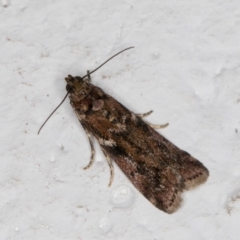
(39, 48, 209, 213)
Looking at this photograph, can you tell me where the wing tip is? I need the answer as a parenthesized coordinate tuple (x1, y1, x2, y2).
(150, 187, 183, 214)
(164, 191, 183, 214)
(183, 166, 209, 190)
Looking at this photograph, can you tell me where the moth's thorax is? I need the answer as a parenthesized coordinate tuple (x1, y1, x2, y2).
(66, 75, 106, 113)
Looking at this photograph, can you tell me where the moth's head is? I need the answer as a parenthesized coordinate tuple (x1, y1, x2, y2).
(65, 75, 87, 94)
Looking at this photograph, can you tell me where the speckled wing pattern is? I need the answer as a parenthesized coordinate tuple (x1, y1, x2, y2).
(67, 78, 209, 214)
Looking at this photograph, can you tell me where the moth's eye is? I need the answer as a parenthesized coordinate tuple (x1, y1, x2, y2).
(66, 84, 74, 93)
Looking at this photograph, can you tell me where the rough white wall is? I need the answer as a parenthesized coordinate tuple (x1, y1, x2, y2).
(1, 0, 240, 239)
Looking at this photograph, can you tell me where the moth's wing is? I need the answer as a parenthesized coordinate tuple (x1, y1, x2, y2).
(101, 144, 184, 214)
(147, 127, 209, 190)
(78, 92, 208, 213)
(172, 151, 209, 190)
(99, 122, 209, 214)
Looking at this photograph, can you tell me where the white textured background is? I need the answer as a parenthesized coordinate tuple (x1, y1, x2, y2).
(1, 0, 240, 239)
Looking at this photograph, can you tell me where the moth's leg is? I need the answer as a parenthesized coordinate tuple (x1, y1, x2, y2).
(86, 70, 91, 82)
(136, 110, 153, 118)
(149, 123, 169, 129)
(136, 110, 169, 129)
(83, 129, 95, 170)
(101, 147, 114, 187)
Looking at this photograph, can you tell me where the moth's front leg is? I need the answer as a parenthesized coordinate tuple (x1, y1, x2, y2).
(82, 128, 95, 170)
(135, 110, 169, 129)
(80, 121, 114, 186)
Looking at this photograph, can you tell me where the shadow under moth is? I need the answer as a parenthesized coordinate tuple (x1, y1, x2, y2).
(39, 47, 209, 214)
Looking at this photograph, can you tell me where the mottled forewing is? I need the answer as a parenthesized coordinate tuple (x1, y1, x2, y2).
(77, 85, 209, 213)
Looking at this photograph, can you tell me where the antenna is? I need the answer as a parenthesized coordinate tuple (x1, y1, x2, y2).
(82, 47, 134, 79)
(38, 92, 69, 134)
(38, 46, 134, 134)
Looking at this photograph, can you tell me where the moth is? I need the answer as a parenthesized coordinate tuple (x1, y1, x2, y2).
(39, 47, 209, 213)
